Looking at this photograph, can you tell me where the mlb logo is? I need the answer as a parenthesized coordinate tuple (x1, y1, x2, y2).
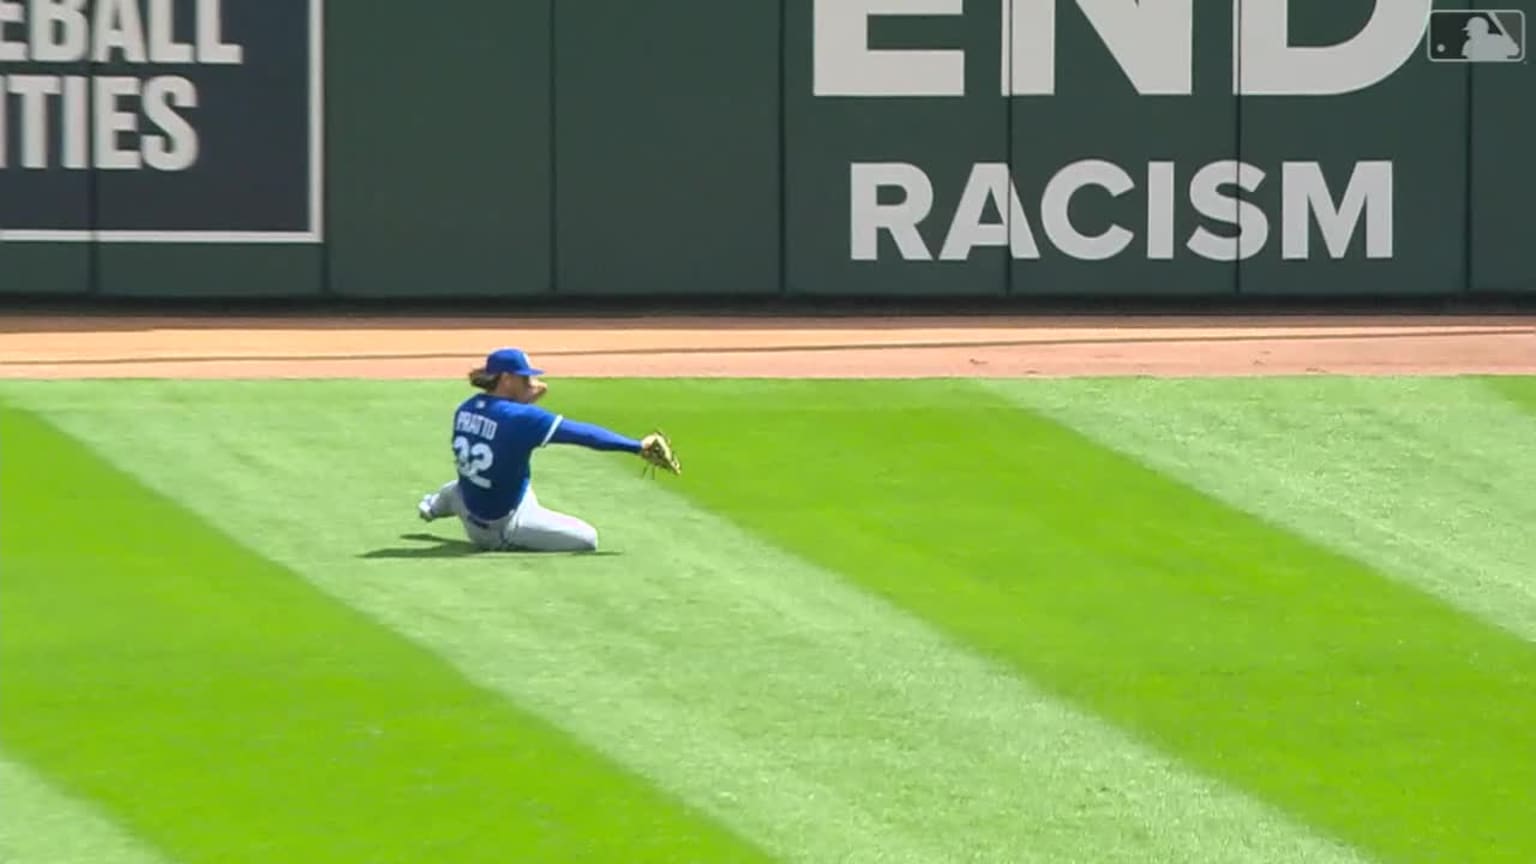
(1427, 9, 1527, 62)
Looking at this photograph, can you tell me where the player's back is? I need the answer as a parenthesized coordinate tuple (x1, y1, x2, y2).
(449, 394, 560, 520)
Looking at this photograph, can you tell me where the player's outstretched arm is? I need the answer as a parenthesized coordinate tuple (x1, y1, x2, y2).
(546, 419, 683, 475)
(547, 419, 643, 453)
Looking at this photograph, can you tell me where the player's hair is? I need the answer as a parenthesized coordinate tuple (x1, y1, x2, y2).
(468, 368, 501, 391)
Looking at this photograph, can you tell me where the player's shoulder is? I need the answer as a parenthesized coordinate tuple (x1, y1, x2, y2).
(483, 397, 558, 424)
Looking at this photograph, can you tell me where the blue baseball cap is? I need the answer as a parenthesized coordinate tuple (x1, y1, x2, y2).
(483, 348, 544, 377)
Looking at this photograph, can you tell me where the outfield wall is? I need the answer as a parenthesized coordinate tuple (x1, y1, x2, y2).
(1, 0, 1532, 300)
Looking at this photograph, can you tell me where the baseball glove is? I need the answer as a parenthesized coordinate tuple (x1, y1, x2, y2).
(639, 431, 682, 477)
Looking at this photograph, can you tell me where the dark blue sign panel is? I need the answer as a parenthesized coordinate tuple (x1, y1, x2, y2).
(0, 0, 319, 241)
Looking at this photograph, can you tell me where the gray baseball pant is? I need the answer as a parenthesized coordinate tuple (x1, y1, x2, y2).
(427, 480, 599, 552)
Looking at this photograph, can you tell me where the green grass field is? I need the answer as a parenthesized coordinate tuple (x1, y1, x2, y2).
(3, 377, 1534, 864)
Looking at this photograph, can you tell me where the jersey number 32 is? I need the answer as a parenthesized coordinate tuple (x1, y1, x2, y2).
(453, 436, 494, 488)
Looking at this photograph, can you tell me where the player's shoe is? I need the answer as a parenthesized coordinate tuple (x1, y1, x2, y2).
(418, 493, 440, 522)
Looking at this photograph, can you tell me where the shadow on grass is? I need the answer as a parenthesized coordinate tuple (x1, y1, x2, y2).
(360, 533, 621, 559)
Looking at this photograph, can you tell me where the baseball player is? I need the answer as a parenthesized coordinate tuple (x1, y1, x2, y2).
(416, 347, 679, 552)
(1462, 15, 1521, 61)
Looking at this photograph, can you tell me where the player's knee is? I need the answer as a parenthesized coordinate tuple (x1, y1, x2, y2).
(540, 523, 597, 553)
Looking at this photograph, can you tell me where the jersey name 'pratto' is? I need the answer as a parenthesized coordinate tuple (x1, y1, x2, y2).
(455, 411, 499, 440)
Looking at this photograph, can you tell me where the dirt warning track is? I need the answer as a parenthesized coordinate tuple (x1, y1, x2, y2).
(2, 315, 1533, 379)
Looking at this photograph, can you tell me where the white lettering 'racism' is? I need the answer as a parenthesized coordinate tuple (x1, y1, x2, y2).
(849, 160, 1395, 263)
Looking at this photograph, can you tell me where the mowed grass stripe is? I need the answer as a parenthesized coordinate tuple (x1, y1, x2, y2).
(0, 756, 172, 864)
(0, 406, 771, 864)
(596, 379, 1536, 864)
(990, 377, 1536, 642)
(3, 381, 1368, 864)
(1487, 375, 1536, 419)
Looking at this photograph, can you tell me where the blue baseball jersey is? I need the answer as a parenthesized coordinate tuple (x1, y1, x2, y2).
(449, 395, 562, 521)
